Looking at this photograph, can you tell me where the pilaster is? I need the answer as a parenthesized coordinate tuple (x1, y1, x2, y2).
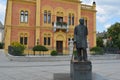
(93, 3, 96, 47)
(77, 2, 81, 24)
(35, 0, 41, 45)
(4, 0, 12, 50)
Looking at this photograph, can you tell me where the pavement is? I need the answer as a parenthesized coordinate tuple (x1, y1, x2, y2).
(0, 50, 120, 80)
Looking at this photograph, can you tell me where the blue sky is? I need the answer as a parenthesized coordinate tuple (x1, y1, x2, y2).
(0, 0, 120, 32)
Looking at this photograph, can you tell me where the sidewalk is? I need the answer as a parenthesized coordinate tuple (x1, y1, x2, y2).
(0, 50, 120, 80)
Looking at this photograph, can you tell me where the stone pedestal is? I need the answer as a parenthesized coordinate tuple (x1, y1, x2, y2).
(70, 60, 92, 80)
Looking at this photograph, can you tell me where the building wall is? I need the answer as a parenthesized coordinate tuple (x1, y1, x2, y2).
(11, 1, 36, 48)
(4, 0, 96, 54)
(81, 11, 95, 48)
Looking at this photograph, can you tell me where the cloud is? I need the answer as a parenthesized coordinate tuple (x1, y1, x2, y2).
(95, 0, 120, 32)
(104, 24, 111, 29)
(0, 0, 6, 24)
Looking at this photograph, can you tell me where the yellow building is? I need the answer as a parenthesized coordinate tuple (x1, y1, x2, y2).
(4, 0, 96, 55)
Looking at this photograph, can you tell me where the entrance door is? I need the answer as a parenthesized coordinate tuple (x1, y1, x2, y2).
(56, 41, 63, 55)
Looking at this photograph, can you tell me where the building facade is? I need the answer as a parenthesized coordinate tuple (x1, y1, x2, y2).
(4, 0, 96, 54)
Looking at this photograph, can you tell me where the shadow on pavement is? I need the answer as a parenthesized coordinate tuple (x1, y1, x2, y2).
(54, 73, 109, 80)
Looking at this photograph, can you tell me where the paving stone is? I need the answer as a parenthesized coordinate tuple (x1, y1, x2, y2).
(0, 50, 120, 80)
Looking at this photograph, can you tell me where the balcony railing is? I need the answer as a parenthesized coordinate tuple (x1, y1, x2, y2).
(53, 22, 69, 32)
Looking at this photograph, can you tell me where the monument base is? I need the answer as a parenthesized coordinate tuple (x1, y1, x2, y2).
(70, 60, 92, 80)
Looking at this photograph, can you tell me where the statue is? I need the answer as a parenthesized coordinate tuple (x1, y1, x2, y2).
(74, 18, 88, 61)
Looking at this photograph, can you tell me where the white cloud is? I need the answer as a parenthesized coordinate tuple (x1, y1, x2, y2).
(96, 0, 120, 32)
(104, 24, 111, 29)
(0, 1, 6, 24)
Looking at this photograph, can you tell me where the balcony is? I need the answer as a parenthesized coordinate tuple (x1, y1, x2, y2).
(53, 22, 69, 32)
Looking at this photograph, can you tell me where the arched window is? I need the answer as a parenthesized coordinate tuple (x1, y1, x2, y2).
(84, 19, 87, 26)
(68, 14, 71, 25)
(25, 11, 28, 23)
(20, 33, 28, 45)
(44, 10, 51, 24)
(20, 11, 24, 22)
(44, 34, 51, 46)
(72, 14, 74, 25)
(44, 11, 47, 23)
(82, 17, 87, 26)
(68, 13, 74, 26)
(20, 10, 28, 23)
(48, 11, 51, 23)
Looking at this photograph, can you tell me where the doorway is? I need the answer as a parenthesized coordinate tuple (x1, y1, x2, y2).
(56, 41, 63, 55)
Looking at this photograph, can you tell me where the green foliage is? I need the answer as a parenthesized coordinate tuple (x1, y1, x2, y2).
(50, 50, 58, 56)
(0, 42, 4, 49)
(32, 45, 48, 51)
(107, 22, 120, 49)
(10, 42, 26, 56)
(90, 47, 104, 55)
(73, 50, 77, 56)
(97, 37, 104, 47)
(56, 22, 62, 26)
(56, 22, 67, 27)
(62, 22, 67, 26)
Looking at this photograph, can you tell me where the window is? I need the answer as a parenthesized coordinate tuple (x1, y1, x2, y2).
(20, 11, 24, 22)
(24, 37, 28, 45)
(72, 14, 74, 25)
(20, 10, 28, 23)
(25, 11, 28, 23)
(48, 37, 51, 45)
(68, 14, 71, 25)
(82, 17, 87, 26)
(44, 11, 47, 23)
(44, 37, 47, 45)
(44, 10, 51, 24)
(68, 13, 74, 26)
(85, 19, 87, 26)
(20, 33, 28, 45)
(20, 37, 24, 44)
(44, 34, 51, 46)
(48, 11, 51, 23)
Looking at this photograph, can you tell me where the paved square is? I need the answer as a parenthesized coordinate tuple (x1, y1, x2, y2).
(0, 50, 120, 80)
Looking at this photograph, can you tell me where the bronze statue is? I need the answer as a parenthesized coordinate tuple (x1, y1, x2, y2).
(74, 18, 88, 61)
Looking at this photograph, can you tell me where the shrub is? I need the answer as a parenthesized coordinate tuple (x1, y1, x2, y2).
(51, 50, 57, 56)
(0, 42, 4, 49)
(90, 47, 104, 55)
(32, 45, 48, 55)
(33, 45, 48, 51)
(9, 42, 26, 56)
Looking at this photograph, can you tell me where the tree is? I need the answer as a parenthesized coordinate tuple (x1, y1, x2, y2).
(97, 37, 104, 47)
(107, 22, 120, 48)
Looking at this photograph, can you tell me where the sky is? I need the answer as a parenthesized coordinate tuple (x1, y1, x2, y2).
(0, 0, 120, 32)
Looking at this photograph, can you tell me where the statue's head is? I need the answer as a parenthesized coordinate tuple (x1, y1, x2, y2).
(79, 18, 84, 25)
